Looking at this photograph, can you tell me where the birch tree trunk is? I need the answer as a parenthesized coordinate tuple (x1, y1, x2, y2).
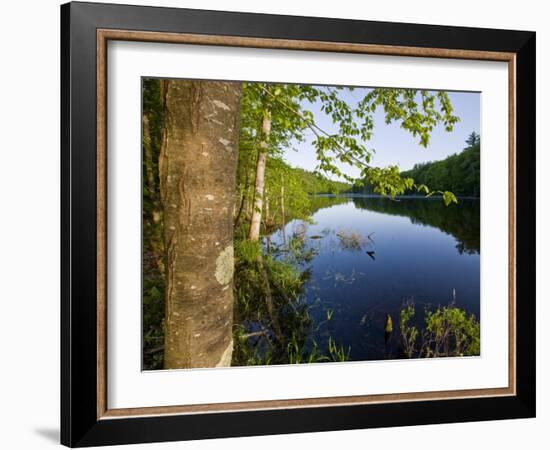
(248, 110, 271, 241)
(160, 79, 241, 369)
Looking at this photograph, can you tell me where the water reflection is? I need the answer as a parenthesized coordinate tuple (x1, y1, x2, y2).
(351, 197, 480, 254)
(269, 195, 480, 362)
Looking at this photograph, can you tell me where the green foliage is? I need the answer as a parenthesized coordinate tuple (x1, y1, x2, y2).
(424, 305, 480, 357)
(402, 133, 480, 198)
(327, 337, 351, 362)
(466, 130, 481, 147)
(142, 78, 166, 370)
(313, 88, 459, 184)
(143, 279, 165, 369)
(285, 335, 350, 364)
(399, 302, 419, 358)
(351, 131, 479, 202)
(232, 326, 275, 366)
(398, 302, 480, 358)
(234, 239, 261, 264)
(287, 334, 325, 364)
(442, 191, 459, 206)
(360, 89, 459, 146)
(363, 165, 414, 197)
(240, 83, 460, 197)
(235, 150, 350, 238)
(233, 245, 304, 323)
(265, 256, 304, 294)
(290, 166, 350, 195)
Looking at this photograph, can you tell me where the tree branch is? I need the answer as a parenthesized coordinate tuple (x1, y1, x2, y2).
(258, 85, 372, 171)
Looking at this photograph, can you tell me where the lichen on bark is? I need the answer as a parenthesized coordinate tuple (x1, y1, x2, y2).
(215, 245, 234, 286)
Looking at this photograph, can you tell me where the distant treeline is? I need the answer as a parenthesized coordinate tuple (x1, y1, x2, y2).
(291, 166, 351, 195)
(348, 132, 480, 198)
(401, 132, 480, 197)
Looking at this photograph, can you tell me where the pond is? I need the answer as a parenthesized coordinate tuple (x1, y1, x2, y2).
(268, 196, 480, 361)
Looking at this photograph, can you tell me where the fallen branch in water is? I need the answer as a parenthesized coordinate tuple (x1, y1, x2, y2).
(145, 345, 164, 354)
(240, 330, 269, 340)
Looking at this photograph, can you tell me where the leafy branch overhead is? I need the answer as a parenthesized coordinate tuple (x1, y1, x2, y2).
(241, 83, 460, 202)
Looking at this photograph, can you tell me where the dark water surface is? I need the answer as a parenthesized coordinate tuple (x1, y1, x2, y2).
(269, 196, 480, 361)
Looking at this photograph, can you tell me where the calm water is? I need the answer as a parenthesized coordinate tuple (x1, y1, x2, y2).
(269, 196, 480, 361)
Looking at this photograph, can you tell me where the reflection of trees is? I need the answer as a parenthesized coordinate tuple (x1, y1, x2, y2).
(265, 195, 349, 236)
(351, 197, 480, 254)
(307, 195, 350, 214)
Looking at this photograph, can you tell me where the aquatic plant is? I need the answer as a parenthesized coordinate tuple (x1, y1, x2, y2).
(399, 300, 419, 358)
(423, 305, 480, 357)
(398, 301, 480, 358)
(327, 337, 351, 362)
(235, 239, 261, 263)
(336, 229, 367, 251)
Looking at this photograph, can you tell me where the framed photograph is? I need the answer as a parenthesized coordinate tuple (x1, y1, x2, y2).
(61, 1, 536, 447)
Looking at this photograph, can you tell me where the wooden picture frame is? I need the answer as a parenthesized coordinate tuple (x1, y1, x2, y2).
(61, 1, 535, 446)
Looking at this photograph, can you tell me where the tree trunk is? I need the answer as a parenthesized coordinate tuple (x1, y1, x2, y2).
(160, 79, 241, 369)
(247, 110, 271, 241)
(264, 193, 270, 227)
(234, 168, 249, 228)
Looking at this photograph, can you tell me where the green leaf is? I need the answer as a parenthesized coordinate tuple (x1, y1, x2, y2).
(442, 191, 458, 206)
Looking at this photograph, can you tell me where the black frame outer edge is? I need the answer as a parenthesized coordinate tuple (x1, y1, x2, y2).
(60, 2, 536, 447)
(60, 2, 71, 447)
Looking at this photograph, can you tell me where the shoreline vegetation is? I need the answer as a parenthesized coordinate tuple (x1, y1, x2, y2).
(314, 193, 480, 200)
(142, 78, 481, 370)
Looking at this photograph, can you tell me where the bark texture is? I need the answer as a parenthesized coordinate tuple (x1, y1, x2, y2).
(160, 79, 241, 369)
(248, 110, 271, 241)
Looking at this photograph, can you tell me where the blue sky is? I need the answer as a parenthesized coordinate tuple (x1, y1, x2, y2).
(282, 87, 480, 180)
